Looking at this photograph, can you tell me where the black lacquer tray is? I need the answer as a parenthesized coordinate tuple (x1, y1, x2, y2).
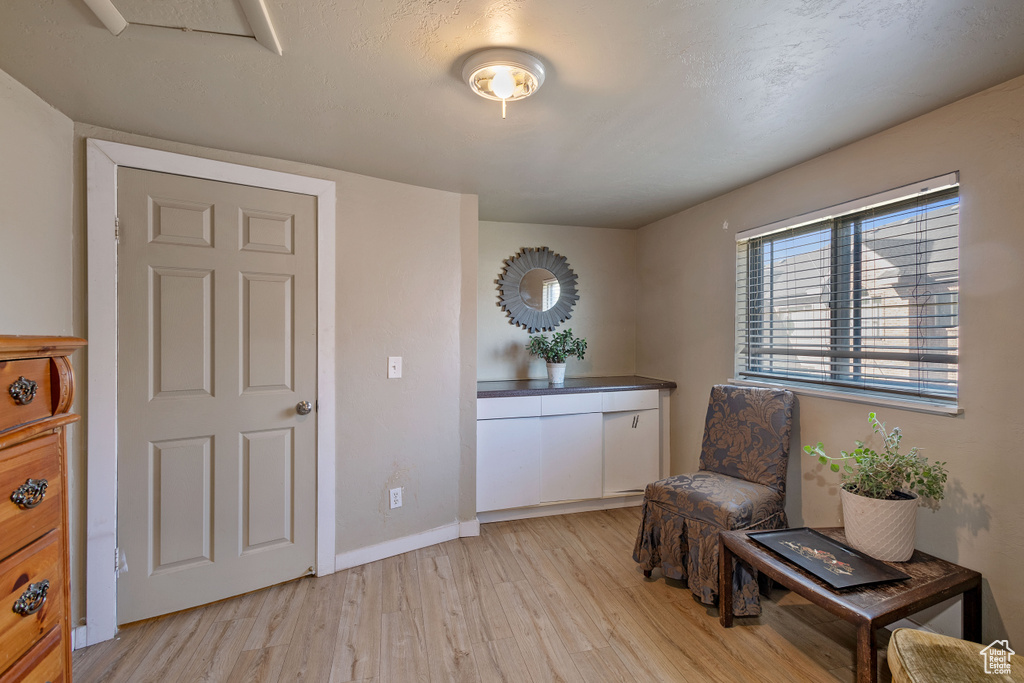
(748, 527, 911, 589)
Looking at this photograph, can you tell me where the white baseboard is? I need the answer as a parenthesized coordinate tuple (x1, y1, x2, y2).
(335, 522, 460, 571)
(477, 495, 643, 524)
(71, 624, 89, 651)
(332, 500, 634, 570)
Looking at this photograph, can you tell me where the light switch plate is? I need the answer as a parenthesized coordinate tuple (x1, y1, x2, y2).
(388, 356, 402, 378)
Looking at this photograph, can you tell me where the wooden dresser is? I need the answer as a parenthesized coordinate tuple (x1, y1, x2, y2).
(0, 337, 85, 683)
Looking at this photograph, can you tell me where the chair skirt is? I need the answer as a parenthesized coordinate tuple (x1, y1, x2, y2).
(633, 474, 787, 616)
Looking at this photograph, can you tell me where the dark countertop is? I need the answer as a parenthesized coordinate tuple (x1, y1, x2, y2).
(477, 375, 676, 398)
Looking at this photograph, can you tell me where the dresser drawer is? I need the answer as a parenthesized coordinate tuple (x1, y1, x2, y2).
(0, 531, 63, 674)
(0, 625, 64, 683)
(0, 433, 62, 562)
(0, 360, 54, 431)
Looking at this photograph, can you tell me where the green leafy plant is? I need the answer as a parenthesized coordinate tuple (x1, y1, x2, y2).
(804, 412, 948, 501)
(526, 328, 587, 364)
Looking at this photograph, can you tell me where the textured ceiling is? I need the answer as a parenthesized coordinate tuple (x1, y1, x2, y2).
(3, 0, 1024, 229)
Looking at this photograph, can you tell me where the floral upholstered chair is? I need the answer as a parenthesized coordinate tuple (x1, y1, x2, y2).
(633, 384, 795, 616)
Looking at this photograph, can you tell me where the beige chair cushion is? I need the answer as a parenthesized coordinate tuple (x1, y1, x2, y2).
(888, 628, 1023, 682)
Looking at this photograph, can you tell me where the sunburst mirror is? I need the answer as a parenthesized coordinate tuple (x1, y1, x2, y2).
(497, 247, 579, 332)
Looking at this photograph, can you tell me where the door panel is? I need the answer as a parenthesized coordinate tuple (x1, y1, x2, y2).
(117, 167, 317, 624)
(150, 196, 213, 247)
(241, 210, 294, 253)
(151, 267, 213, 398)
(241, 428, 294, 551)
(150, 436, 212, 573)
(241, 273, 293, 392)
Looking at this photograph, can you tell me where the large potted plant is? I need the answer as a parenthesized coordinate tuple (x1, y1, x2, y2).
(527, 328, 587, 384)
(804, 412, 948, 561)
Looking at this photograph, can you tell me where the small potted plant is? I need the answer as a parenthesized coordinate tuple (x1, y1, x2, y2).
(804, 412, 948, 561)
(527, 328, 587, 384)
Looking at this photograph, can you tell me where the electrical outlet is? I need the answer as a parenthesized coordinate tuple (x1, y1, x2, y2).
(388, 356, 402, 379)
(389, 487, 403, 509)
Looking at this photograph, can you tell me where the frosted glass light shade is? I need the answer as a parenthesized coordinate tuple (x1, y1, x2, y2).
(463, 48, 545, 103)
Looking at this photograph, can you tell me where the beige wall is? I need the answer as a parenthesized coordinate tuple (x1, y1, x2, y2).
(0, 69, 74, 333)
(65, 124, 477, 622)
(637, 75, 1024, 644)
(478, 221, 638, 380)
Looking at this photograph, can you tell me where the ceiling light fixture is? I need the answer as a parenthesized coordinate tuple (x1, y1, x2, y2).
(462, 48, 545, 119)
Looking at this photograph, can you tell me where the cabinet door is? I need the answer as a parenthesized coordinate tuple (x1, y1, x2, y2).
(603, 409, 660, 495)
(477, 417, 542, 512)
(540, 413, 603, 503)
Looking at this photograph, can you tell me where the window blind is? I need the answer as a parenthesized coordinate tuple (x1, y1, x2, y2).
(735, 180, 959, 403)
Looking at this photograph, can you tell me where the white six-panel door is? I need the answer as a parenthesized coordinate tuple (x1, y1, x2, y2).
(115, 167, 317, 624)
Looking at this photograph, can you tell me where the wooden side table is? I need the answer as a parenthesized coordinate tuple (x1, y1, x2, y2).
(719, 527, 982, 683)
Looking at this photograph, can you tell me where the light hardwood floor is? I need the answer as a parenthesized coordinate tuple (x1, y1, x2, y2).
(72, 507, 891, 682)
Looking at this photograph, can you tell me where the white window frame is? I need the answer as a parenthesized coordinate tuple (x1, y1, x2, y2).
(731, 172, 962, 416)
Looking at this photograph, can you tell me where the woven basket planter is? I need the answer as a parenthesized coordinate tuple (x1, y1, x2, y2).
(841, 487, 918, 561)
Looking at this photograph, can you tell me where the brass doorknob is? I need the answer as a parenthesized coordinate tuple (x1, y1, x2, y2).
(296, 401, 313, 415)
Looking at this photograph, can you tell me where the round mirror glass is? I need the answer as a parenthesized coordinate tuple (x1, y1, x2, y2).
(497, 247, 579, 332)
(520, 268, 561, 311)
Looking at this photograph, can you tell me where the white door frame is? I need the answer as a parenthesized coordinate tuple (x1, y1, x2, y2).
(84, 139, 336, 646)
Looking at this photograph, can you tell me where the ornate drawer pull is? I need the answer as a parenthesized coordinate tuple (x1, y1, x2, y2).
(12, 579, 49, 616)
(9, 376, 38, 405)
(11, 478, 48, 509)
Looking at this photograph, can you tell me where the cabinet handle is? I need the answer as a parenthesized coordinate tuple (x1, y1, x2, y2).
(8, 376, 38, 405)
(11, 478, 48, 509)
(12, 579, 49, 616)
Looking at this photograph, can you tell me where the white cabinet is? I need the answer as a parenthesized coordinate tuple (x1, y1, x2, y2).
(478, 395, 542, 419)
(541, 392, 603, 416)
(603, 409, 660, 495)
(602, 389, 661, 495)
(477, 416, 541, 512)
(541, 412, 603, 502)
(476, 386, 670, 514)
(601, 389, 659, 413)
(476, 412, 603, 510)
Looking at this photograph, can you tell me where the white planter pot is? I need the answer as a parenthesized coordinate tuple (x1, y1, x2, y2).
(841, 487, 919, 561)
(546, 362, 566, 384)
